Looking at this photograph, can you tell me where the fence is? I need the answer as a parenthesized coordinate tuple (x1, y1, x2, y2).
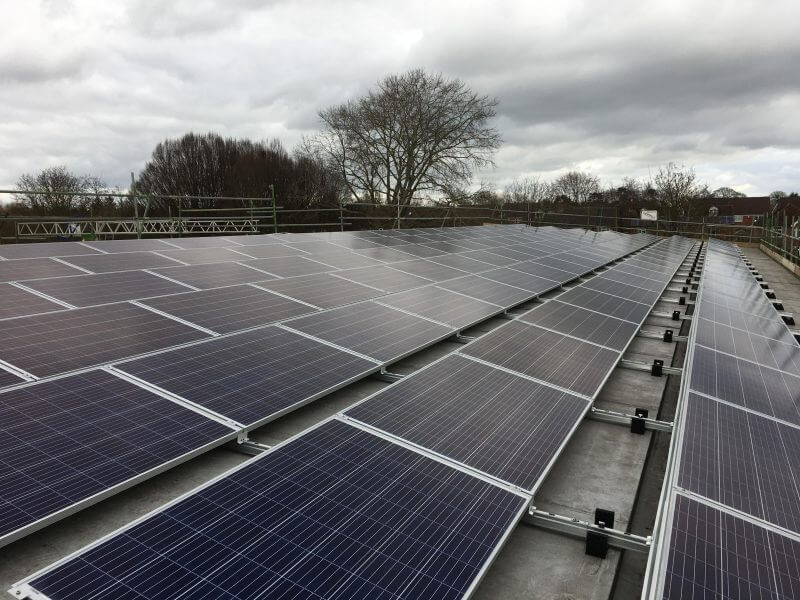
(2, 189, 799, 270)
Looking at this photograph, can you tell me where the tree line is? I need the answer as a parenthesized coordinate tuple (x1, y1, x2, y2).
(7, 68, 797, 220)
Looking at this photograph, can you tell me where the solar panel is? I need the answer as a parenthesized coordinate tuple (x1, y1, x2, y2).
(82, 238, 180, 252)
(0, 369, 23, 388)
(285, 301, 455, 362)
(59, 251, 184, 273)
(479, 267, 563, 295)
(437, 275, 535, 307)
(421, 241, 473, 253)
(581, 275, 661, 304)
(292, 250, 382, 269)
(231, 243, 308, 259)
(519, 299, 638, 351)
(661, 495, 800, 600)
(347, 354, 588, 490)
(557, 286, 652, 323)
(0, 283, 64, 319)
(0, 243, 101, 260)
(164, 236, 243, 249)
(696, 318, 800, 375)
(427, 253, 499, 273)
(335, 265, 432, 293)
(390, 243, 449, 258)
(378, 286, 501, 328)
(0, 369, 235, 547)
(611, 262, 672, 282)
(530, 256, 593, 275)
(598, 268, 665, 292)
(389, 259, 469, 282)
(247, 255, 336, 277)
(509, 260, 581, 281)
(458, 250, 519, 266)
(0, 303, 210, 378)
(139, 284, 317, 334)
(353, 245, 421, 262)
(151, 262, 277, 289)
(0, 258, 85, 283)
(678, 392, 800, 534)
(117, 326, 379, 427)
(258, 273, 384, 309)
(461, 320, 619, 397)
(16, 419, 527, 600)
(474, 246, 534, 262)
(21, 270, 193, 307)
(154, 247, 252, 265)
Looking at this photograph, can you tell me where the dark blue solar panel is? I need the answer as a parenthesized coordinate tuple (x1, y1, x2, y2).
(0, 370, 235, 547)
(25, 419, 526, 600)
(347, 355, 588, 490)
(117, 326, 379, 427)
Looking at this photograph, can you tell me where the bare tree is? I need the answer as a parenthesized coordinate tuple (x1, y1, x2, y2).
(551, 171, 600, 204)
(15, 166, 109, 214)
(652, 162, 699, 217)
(308, 69, 501, 210)
(504, 177, 549, 205)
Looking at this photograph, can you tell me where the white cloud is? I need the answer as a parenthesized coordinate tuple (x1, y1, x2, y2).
(0, 0, 798, 197)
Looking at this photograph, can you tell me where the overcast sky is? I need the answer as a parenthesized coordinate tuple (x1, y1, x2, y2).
(1, 0, 799, 197)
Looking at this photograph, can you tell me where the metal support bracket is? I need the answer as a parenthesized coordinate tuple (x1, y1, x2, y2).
(523, 507, 652, 554)
(638, 329, 688, 342)
(451, 333, 477, 344)
(226, 439, 272, 456)
(372, 369, 405, 383)
(587, 406, 673, 432)
(618, 358, 683, 376)
(650, 310, 692, 321)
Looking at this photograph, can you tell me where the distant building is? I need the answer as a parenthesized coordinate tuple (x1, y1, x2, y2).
(695, 196, 771, 224)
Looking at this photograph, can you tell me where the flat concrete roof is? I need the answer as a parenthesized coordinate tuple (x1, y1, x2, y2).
(5, 243, 794, 599)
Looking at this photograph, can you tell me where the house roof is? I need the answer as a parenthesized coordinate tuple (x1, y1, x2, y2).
(697, 196, 771, 216)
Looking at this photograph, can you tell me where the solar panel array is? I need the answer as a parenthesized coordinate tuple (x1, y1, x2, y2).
(3, 225, 695, 600)
(648, 239, 800, 600)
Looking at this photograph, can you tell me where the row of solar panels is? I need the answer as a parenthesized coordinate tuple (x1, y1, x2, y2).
(649, 239, 800, 599)
(8, 233, 696, 600)
(0, 226, 657, 551)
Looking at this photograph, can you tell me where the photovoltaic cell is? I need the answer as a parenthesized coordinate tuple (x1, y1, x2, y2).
(0, 369, 23, 388)
(461, 320, 619, 397)
(690, 346, 800, 426)
(428, 253, 499, 273)
(294, 250, 382, 270)
(285, 302, 454, 362)
(230, 243, 307, 259)
(0, 303, 210, 378)
(0, 258, 84, 283)
(258, 273, 384, 308)
(436, 275, 534, 307)
(458, 250, 519, 266)
(0, 283, 64, 320)
(117, 326, 378, 426)
(519, 300, 638, 351)
(378, 286, 501, 328)
(479, 268, 563, 294)
(391, 243, 449, 258)
(347, 354, 588, 490)
(509, 260, 580, 281)
(598, 268, 665, 292)
(679, 393, 800, 534)
(83, 239, 179, 252)
(23, 419, 526, 600)
(21, 270, 193, 307)
(662, 495, 800, 599)
(581, 275, 661, 305)
(139, 284, 317, 334)
(152, 262, 277, 289)
(529, 256, 592, 275)
(247, 255, 336, 277)
(389, 259, 468, 282)
(0, 243, 101, 260)
(59, 251, 183, 273)
(153, 247, 251, 265)
(556, 286, 651, 323)
(354, 246, 423, 262)
(0, 369, 235, 546)
(334, 265, 431, 293)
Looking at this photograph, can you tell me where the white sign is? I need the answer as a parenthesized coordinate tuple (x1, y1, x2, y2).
(640, 209, 658, 221)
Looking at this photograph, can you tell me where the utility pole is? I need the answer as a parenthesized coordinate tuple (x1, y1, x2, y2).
(130, 172, 140, 239)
